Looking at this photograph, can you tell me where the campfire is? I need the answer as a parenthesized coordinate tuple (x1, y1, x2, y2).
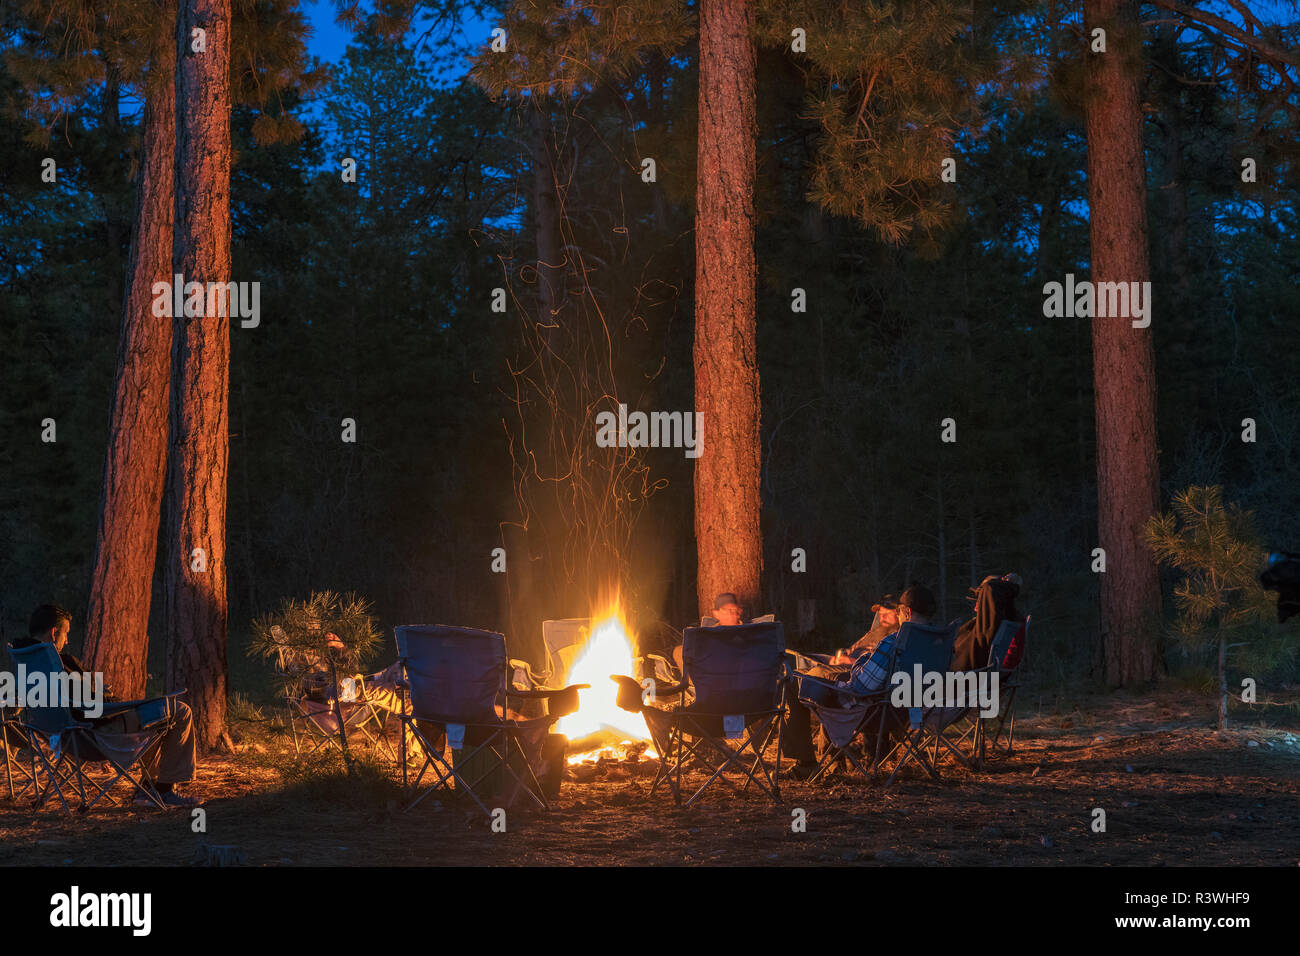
(555, 606, 658, 765)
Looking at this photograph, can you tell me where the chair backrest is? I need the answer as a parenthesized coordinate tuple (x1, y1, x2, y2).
(6, 641, 83, 736)
(541, 618, 589, 681)
(987, 619, 1020, 668)
(682, 621, 786, 714)
(395, 625, 506, 724)
(891, 621, 957, 677)
(1005, 614, 1030, 671)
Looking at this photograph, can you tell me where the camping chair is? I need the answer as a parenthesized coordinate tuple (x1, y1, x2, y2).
(880, 623, 975, 786)
(395, 625, 587, 816)
(639, 614, 780, 690)
(928, 617, 1026, 770)
(535, 619, 589, 688)
(269, 625, 395, 763)
(506, 619, 592, 721)
(793, 620, 951, 784)
(631, 621, 787, 808)
(981, 615, 1030, 759)
(7, 641, 185, 813)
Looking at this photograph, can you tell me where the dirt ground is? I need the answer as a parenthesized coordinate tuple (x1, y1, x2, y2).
(3, 687, 1298, 867)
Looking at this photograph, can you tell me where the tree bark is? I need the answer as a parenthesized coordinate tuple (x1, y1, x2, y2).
(166, 0, 233, 752)
(1084, 0, 1163, 685)
(83, 24, 176, 700)
(694, 0, 761, 618)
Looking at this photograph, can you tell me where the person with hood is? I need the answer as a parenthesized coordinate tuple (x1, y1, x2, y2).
(950, 573, 1023, 671)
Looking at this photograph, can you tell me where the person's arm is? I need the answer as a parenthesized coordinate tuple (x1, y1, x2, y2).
(834, 628, 877, 665)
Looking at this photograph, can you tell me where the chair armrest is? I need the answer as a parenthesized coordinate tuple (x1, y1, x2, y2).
(508, 658, 546, 690)
(507, 682, 589, 699)
(507, 683, 588, 720)
(95, 693, 186, 730)
(610, 674, 688, 714)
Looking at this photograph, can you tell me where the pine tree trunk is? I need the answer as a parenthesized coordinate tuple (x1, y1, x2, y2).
(1084, 0, 1163, 685)
(166, 0, 233, 752)
(1218, 630, 1227, 731)
(694, 0, 761, 618)
(83, 32, 176, 701)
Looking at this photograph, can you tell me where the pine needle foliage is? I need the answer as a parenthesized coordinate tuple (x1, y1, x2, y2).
(470, 0, 694, 99)
(247, 590, 383, 684)
(1144, 486, 1297, 728)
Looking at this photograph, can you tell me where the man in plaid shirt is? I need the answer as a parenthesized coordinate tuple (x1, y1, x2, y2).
(836, 585, 938, 696)
(783, 585, 938, 778)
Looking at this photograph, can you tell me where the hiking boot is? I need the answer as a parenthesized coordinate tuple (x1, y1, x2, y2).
(135, 788, 199, 809)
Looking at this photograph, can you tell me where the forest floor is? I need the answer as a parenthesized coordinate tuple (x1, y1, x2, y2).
(3, 685, 1299, 866)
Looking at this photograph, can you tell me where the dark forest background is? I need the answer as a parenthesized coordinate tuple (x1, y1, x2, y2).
(2, 2, 1297, 693)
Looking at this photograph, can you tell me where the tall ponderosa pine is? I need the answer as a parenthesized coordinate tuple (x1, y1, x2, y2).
(9, 0, 320, 698)
(166, 0, 234, 751)
(1083, 0, 1163, 685)
(83, 10, 176, 699)
(694, 0, 761, 617)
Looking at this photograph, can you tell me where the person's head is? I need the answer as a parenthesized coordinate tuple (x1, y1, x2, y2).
(871, 595, 900, 629)
(896, 585, 937, 624)
(712, 592, 743, 626)
(29, 604, 72, 651)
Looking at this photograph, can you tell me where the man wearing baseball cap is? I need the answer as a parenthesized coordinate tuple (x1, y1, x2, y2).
(784, 585, 938, 778)
(670, 592, 746, 671)
(710, 592, 744, 626)
(830, 594, 901, 666)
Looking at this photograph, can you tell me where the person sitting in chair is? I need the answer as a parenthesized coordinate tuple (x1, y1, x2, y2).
(828, 594, 903, 666)
(950, 573, 1023, 671)
(783, 585, 938, 779)
(13, 604, 198, 808)
(669, 592, 745, 673)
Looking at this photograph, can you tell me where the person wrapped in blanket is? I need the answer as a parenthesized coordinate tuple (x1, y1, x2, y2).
(950, 573, 1023, 671)
(783, 585, 937, 779)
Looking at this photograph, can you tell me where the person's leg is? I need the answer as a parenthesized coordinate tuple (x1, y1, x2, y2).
(781, 677, 818, 767)
(137, 701, 197, 806)
(361, 666, 405, 715)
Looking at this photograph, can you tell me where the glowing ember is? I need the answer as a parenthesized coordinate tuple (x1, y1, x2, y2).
(556, 609, 657, 763)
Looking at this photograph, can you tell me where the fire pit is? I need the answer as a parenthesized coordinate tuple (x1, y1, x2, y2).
(555, 609, 658, 766)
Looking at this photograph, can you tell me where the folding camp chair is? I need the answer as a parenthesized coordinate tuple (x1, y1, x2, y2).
(269, 625, 395, 762)
(793, 621, 952, 784)
(504, 619, 594, 721)
(395, 625, 587, 816)
(636, 614, 779, 691)
(880, 623, 975, 786)
(980, 614, 1030, 759)
(7, 642, 186, 813)
(925, 616, 1025, 770)
(534, 619, 589, 687)
(631, 621, 787, 808)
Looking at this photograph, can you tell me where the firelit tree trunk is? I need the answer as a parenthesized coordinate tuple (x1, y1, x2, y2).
(694, 0, 762, 618)
(165, 0, 233, 752)
(83, 30, 177, 700)
(1084, 0, 1163, 685)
